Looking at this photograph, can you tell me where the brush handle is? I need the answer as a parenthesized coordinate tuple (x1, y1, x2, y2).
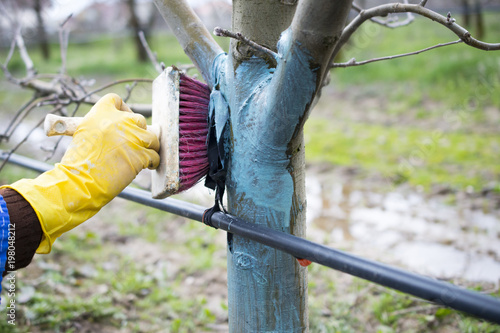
(44, 114, 159, 138)
(44, 114, 82, 136)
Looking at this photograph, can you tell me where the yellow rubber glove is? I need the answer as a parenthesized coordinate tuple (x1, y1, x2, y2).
(1, 93, 160, 254)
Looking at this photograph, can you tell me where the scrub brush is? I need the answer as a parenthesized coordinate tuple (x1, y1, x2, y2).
(44, 67, 211, 199)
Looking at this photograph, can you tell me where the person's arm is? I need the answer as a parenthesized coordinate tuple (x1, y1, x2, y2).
(0, 188, 42, 276)
(0, 93, 159, 268)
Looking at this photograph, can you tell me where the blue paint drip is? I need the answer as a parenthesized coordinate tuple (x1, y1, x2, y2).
(210, 27, 317, 331)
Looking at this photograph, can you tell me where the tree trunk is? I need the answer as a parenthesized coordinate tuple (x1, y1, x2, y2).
(127, 0, 149, 62)
(225, 2, 309, 331)
(474, 0, 484, 40)
(33, 0, 50, 60)
(230, 0, 296, 60)
(462, 0, 471, 27)
(226, 130, 308, 332)
(221, 1, 351, 330)
(154, 1, 352, 331)
(461, 0, 484, 39)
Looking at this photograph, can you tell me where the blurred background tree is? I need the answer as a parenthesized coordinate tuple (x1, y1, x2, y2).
(16, 0, 52, 60)
(124, 0, 157, 62)
(460, 0, 484, 39)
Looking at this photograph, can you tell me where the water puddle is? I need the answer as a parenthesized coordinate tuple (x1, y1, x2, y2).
(306, 173, 500, 284)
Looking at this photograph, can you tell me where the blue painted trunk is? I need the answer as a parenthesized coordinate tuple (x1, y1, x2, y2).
(210, 28, 317, 331)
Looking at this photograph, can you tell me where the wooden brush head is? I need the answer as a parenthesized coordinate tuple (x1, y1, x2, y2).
(151, 67, 210, 199)
(151, 67, 180, 199)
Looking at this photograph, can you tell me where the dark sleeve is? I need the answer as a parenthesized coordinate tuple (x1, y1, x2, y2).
(0, 188, 42, 276)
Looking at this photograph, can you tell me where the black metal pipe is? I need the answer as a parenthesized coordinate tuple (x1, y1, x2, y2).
(2, 151, 500, 324)
(211, 212, 500, 324)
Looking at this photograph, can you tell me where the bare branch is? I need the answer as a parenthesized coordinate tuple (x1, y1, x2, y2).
(176, 64, 196, 73)
(0, 70, 142, 167)
(419, 0, 428, 7)
(14, 77, 153, 116)
(0, 35, 20, 87)
(3, 32, 17, 68)
(0, 100, 77, 171)
(214, 27, 279, 62)
(0, 95, 39, 142)
(0, 1, 10, 19)
(138, 30, 163, 74)
(352, 1, 415, 29)
(336, 3, 500, 57)
(83, 78, 152, 103)
(0, 19, 36, 79)
(60, 13, 73, 28)
(0, 117, 45, 173)
(58, 14, 73, 75)
(14, 28, 36, 78)
(123, 81, 138, 103)
(153, 0, 223, 87)
(332, 40, 462, 68)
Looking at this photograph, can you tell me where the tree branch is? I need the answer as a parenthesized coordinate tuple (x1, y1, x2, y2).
(0, 117, 46, 172)
(138, 30, 163, 74)
(3, 31, 17, 68)
(352, 1, 415, 29)
(332, 40, 463, 68)
(58, 14, 72, 76)
(15, 31, 36, 77)
(0, 95, 40, 142)
(153, 0, 223, 87)
(290, 0, 353, 90)
(0, 7, 157, 170)
(230, 0, 297, 64)
(336, 3, 500, 57)
(13, 77, 153, 116)
(213, 27, 279, 64)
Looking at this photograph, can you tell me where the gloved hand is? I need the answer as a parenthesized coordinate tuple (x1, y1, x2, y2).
(1, 93, 160, 253)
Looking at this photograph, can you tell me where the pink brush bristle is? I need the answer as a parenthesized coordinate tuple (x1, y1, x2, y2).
(177, 73, 211, 192)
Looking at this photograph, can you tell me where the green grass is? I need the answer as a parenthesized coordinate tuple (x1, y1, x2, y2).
(2, 34, 185, 78)
(308, 264, 500, 333)
(2, 15, 499, 192)
(1, 33, 230, 79)
(0, 202, 224, 332)
(332, 13, 500, 119)
(305, 13, 500, 192)
(305, 118, 500, 191)
(0, 164, 39, 185)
